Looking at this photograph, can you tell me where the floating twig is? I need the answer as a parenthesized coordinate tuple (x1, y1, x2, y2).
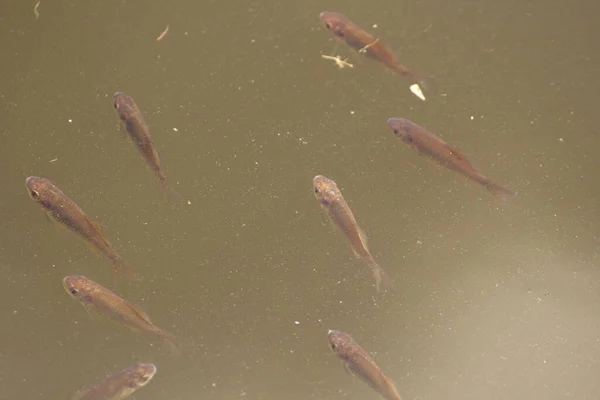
(156, 25, 169, 41)
(321, 55, 354, 69)
(358, 38, 379, 54)
(34, 1, 40, 19)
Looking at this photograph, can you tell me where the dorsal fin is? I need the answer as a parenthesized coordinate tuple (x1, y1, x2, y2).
(126, 302, 154, 325)
(350, 226, 369, 259)
(444, 143, 471, 163)
(85, 216, 107, 233)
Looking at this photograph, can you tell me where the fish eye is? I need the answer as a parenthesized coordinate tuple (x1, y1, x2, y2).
(330, 343, 337, 350)
(30, 190, 40, 199)
(314, 188, 320, 194)
(325, 23, 331, 29)
(70, 288, 79, 295)
(393, 129, 398, 134)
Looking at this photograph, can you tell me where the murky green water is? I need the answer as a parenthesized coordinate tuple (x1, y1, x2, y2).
(1, 0, 599, 399)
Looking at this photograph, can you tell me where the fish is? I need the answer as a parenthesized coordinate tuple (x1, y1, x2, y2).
(25, 176, 137, 284)
(72, 363, 156, 400)
(313, 175, 392, 292)
(63, 275, 178, 352)
(328, 330, 402, 400)
(387, 118, 515, 201)
(319, 11, 422, 86)
(113, 92, 167, 184)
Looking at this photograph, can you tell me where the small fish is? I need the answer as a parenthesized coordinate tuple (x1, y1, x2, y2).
(25, 177, 137, 284)
(72, 363, 156, 400)
(63, 275, 178, 351)
(113, 92, 167, 184)
(319, 11, 422, 86)
(313, 175, 392, 292)
(328, 330, 402, 400)
(387, 118, 515, 201)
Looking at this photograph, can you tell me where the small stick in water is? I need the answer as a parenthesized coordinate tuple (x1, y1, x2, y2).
(156, 25, 169, 41)
(321, 55, 354, 69)
(34, 1, 40, 19)
(358, 38, 380, 54)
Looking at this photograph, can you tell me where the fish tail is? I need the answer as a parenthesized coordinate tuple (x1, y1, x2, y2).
(369, 263, 394, 293)
(160, 179, 188, 205)
(161, 331, 182, 356)
(112, 258, 142, 286)
(486, 182, 516, 203)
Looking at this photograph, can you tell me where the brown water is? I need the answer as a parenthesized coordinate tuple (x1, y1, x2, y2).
(1, 0, 599, 399)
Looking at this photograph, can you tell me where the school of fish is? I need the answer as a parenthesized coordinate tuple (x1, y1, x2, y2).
(18, 10, 519, 400)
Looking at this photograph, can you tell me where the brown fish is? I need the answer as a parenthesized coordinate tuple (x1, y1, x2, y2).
(113, 92, 166, 184)
(387, 118, 515, 201)
(320, 11, 422, 86)
(25, 176, 137, 284)
(72, 363, 156, 400)
(328, 330, 402, 400)
(63, 275, 178, 352)
(313, 175, 392, 292)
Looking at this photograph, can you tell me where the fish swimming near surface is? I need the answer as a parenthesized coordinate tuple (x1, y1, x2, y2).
(319, 11, 423, 88)
(63, 275, 178, 352)
(387, 118, 515, 202)
(328, 330, 402, 400)
(113, 92, 167, 184)
(25, 176, 138, 284)
(72, 363, 156, 400)
(313, 175, 392, 292)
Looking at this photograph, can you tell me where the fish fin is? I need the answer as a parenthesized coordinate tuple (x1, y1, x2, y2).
(113, 259, 142, 287)
(320, 206, 337, 231)
(126, 325, 143, 333)
(162, 181, 189, 206)
(443, 144, 471, 163)
(320, 211, 329, 227)
(486, 182, 516, 203)
(160, 331, 182, 356)
(384, 376, 403, 400)
(343, 362, 353, 376)
(43, 212, 54, 226)
(125, 302, 154, 326)
(350, 227, 370, 259)
(83, 304, 96, 321)
(86, 216, 107, 234)
(370, 264, 395, 293)
(357, 226, 368, 246)
(118, 122, 129, 139)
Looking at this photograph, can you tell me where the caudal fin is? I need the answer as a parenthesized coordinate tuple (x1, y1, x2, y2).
(159, 331, 185, 356)
(370, 264, 395, 293)
(113, 259, 142, 287)
(164, 337, 182, 356)
(486, 182, 516, 203)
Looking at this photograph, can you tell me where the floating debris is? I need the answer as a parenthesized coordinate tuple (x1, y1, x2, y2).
(410, 83, 426, 101)
(358, 38, 379, 54)
(321, 55, 354, 69)
(156, 25, 169, 41)
(33, 1, 40, 19)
